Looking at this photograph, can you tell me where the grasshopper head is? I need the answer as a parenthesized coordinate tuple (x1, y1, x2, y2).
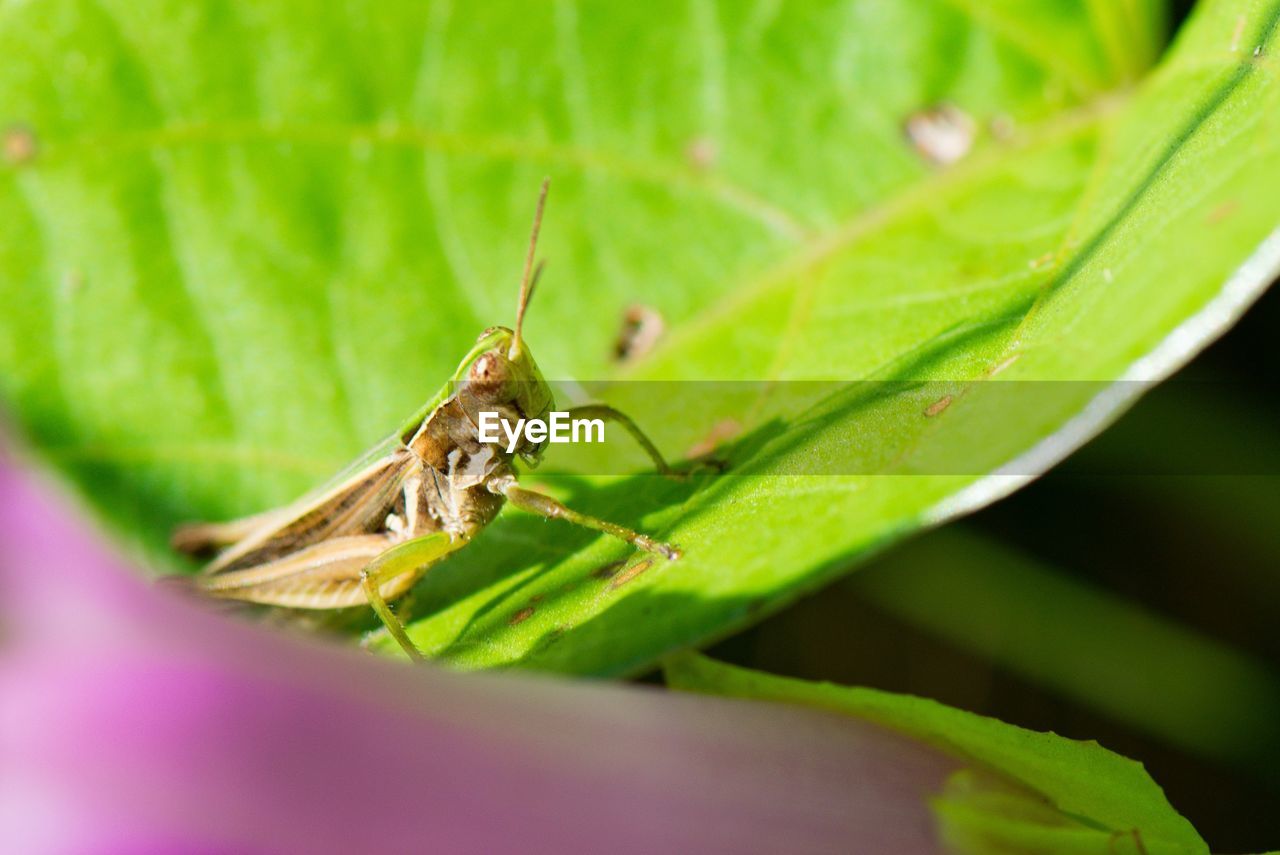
(459, 326, 555, 465)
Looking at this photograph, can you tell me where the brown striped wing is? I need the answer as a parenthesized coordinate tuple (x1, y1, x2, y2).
(203, 444, 417, 575)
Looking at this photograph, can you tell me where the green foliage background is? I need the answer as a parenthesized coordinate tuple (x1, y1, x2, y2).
(3, 0, 1280, 849)
(3, 0, 1275, 674)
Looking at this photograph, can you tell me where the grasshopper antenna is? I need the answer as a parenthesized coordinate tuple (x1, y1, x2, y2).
(511, 177, 550, 360)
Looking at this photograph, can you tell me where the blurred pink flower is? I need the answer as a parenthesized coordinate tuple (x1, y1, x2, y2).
(0, 450, 962, 854)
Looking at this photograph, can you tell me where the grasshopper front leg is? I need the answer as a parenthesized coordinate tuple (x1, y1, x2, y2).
(564, 404, 726, 479)
(492, 476, 681, 560)
(563, 404, 678, 477)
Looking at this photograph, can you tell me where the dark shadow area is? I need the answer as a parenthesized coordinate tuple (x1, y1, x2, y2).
(706, 280, 1280, 852)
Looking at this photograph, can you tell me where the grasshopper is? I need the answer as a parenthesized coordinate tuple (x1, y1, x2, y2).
(173, 180, 690, 660)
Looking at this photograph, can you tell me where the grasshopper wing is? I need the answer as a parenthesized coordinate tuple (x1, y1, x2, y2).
(175, 430, 418, 575)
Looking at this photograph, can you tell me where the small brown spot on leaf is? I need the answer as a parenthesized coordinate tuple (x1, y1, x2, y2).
(924, 395, 953, 417)
(591, 559, 626, 580)
(508, 606, 536, 626)
(1107, 828, 1148, 855)
(3, 124, 38, 166)
(1231, 14, 1248, 52)
(61, 269, 86, 298)
(904, 104, 975, 166)
(1208, 200, 1238, 224)
(1028, 252, 1054, 270)
(610, 558, 654, 589)
(988, 354, 1020, 377)
(989, 114, 1016, 142)
(685, 136, 718, 170)
(686, 418, 741, 459)
(613, 304, 666, 363)
(528, 594, 544, 604)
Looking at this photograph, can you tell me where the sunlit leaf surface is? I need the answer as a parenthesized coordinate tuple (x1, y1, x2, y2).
(0, 0, 1275, 673)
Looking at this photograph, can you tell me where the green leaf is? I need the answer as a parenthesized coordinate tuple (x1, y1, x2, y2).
(665, 652, 1206, 854)
(0, 1, 1276, 674)
(932, 776, 1199, 855)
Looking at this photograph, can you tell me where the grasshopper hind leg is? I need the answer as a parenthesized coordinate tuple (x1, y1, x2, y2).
(358, 532, 468, 661)
(199, 534, 395, 608)
(196, 531, 465, 661)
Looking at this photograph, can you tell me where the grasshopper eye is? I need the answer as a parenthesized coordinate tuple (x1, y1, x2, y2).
(468, 351, 510, 393)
